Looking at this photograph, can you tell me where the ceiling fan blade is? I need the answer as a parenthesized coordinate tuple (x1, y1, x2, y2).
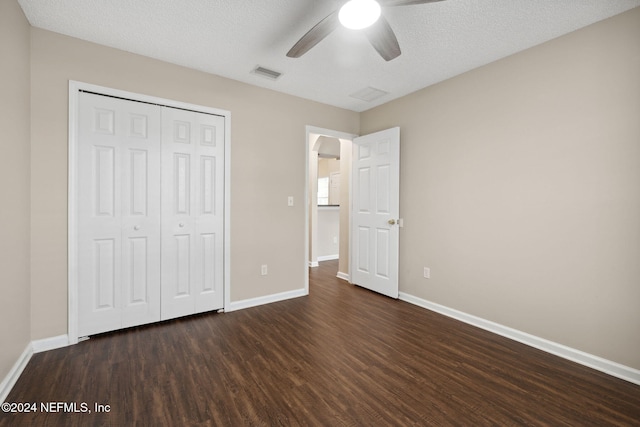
(363, 15, 401, 61)
(286, 10, 340, 58)
(380, 0, 446, 6)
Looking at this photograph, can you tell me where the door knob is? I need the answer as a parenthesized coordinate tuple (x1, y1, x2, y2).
(133, 225, 140, 230)
(388, 219, 396, 225)
(179, 222, 185, 228)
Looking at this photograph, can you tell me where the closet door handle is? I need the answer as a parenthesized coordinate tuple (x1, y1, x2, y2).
(179, 222, 185, 228)
(134, 225, 140, 231)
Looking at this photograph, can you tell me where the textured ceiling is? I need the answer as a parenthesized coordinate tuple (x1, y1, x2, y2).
(18, 0, 640, 112)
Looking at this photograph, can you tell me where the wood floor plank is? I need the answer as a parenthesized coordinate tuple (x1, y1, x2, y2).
(1, 259, 639, 426)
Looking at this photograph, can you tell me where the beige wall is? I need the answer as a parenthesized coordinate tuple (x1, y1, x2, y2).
(361, 7, 640, 369)
(29, 28, 359, 340)
(317, 208, 340, 258)
(0, 0, 31, 381)
(317, 158, 340, 179)
(4, 0, 638, 384)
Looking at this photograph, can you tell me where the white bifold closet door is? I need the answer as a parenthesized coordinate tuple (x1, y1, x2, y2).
(77, 92, 224, 337)
(78, 92, 162, 336)
(160, 107, 224, 321)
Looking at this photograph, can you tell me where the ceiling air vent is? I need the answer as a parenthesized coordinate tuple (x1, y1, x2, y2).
(252, 66, 282, 80)
(349, 86, 389, 102)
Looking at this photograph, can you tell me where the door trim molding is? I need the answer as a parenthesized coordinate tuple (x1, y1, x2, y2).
(68, 81, 231, 344)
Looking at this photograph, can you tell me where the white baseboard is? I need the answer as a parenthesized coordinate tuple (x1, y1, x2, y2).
(308, 261, 319, 268)
(318, 255, 339, 262)
(0, 343, 33, 403)
(336, 271, 350, 282)
(225, 288, 308, 312)
(32, 335, 69, 353)
(399, 292, 640, 386)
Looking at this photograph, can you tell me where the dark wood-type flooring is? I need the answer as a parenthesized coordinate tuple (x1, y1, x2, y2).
(2, 260, 639, 426)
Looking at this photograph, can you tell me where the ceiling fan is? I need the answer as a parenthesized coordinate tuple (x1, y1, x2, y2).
(286, 0, 446, 62)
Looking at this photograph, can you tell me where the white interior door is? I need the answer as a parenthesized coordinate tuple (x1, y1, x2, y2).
(78, 92, 162, 336)
(350, 127, 400, 298)
(161, 107, 225, 320)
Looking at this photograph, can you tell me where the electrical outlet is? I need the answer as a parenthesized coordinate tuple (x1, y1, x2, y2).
(333, 236, 338, 244)
(261, 265, 268, 276)
(287, 196, 294, 206)
(423, 267, 430, 279)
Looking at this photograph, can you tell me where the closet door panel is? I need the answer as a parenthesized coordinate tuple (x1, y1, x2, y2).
(161, 107, 224, 320)
(121, 106, 162, 328)
(194, 113, 225, 313)
(78, 92, 161, 336)
(161, 108, 198, 320)
(78, 94, 123, 336)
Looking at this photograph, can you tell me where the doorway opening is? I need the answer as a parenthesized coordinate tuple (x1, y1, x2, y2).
(305, 127, 356, 290)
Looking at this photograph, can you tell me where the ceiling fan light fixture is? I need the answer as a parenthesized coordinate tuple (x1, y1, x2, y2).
(339, 0, 381, 30)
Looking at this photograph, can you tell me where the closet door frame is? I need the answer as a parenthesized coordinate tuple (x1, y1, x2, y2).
(68, 81, 231, 344)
